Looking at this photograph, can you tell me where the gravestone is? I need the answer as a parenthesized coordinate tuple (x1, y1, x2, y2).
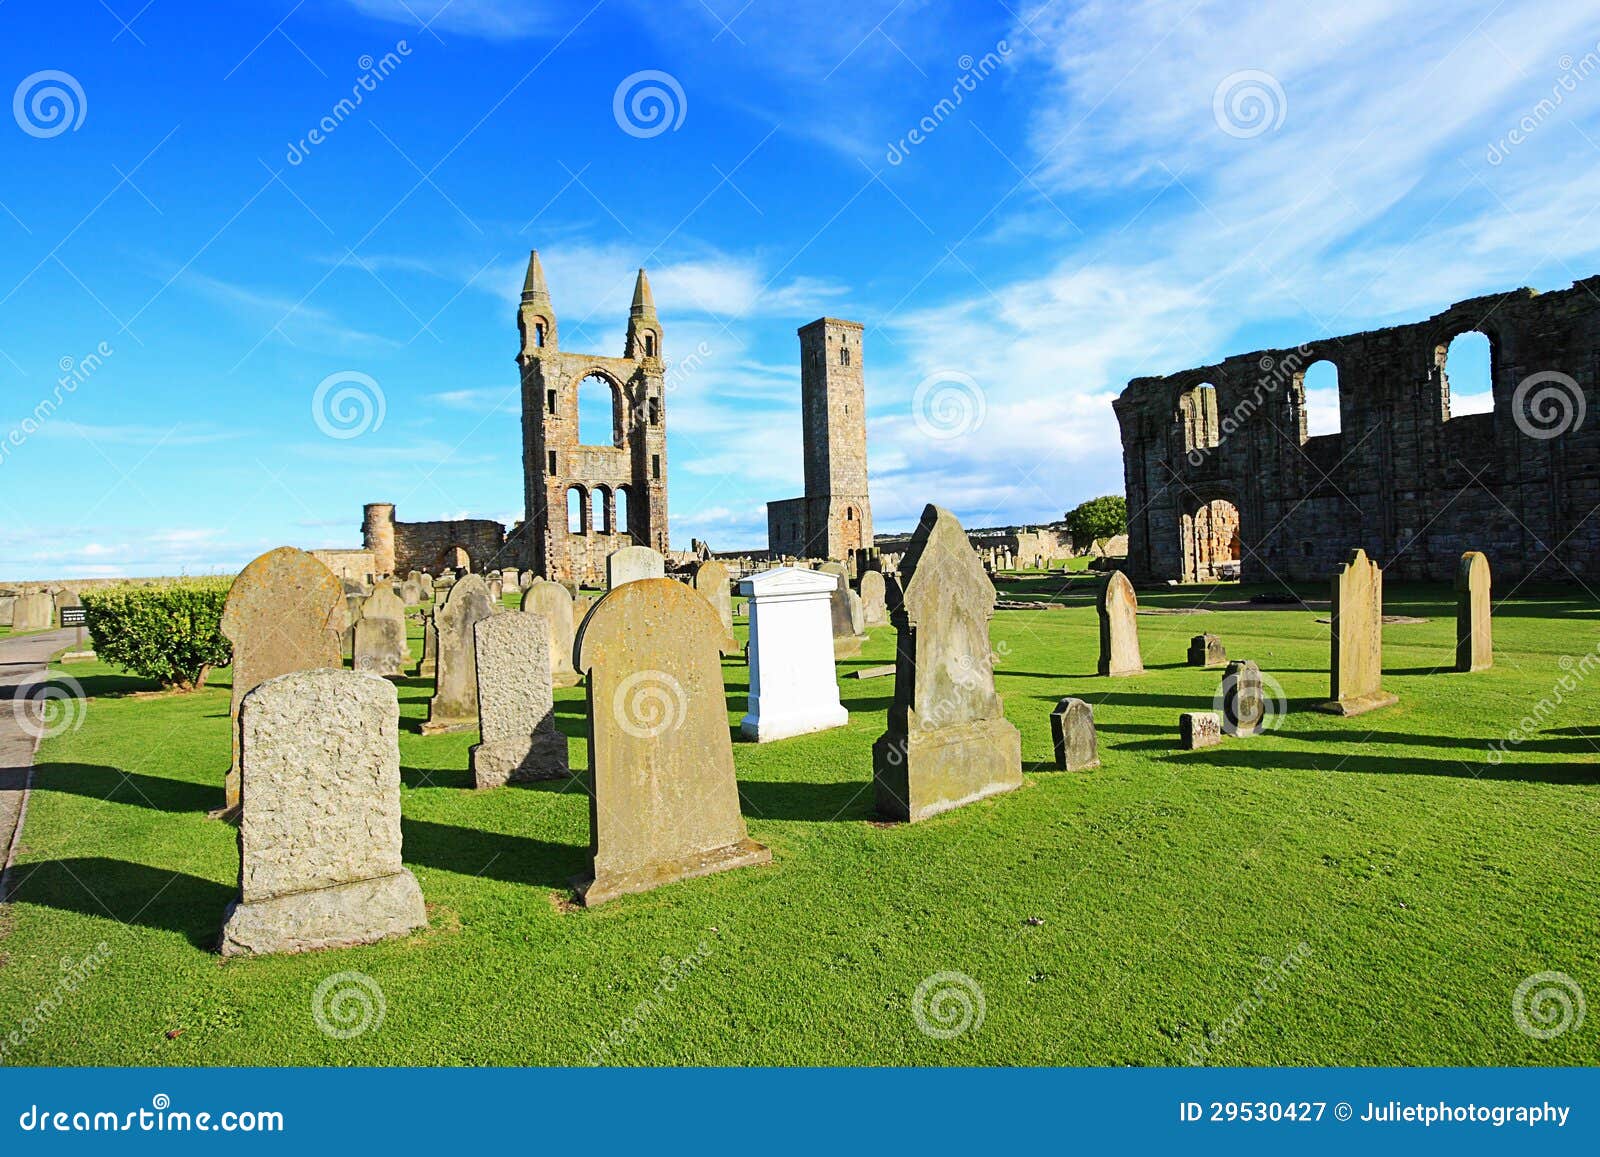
(488, 575, 504, 604)
(1179, 711, 1222, 750)
(872, 505, 1023, 822)
(1455, 551, 1492, 673)
(470, 612, 569, 788)
(520, 579, 581, 687)
(1187, 633, 1226, 668)
(573, 577, 770, 905)
(10, 590, 52, 632)
(1049, 697, 1099, 771)
(424, 574, 495, 734)
(219, 547, 349, 812)
(353, 585, 409, 677)
(691, 560, 736, 647)
(518, 571, 535, 592)
(0, 594, 15, 627)
(606, 545, 665, 590)
(848, 590, 865, 635)
(1220, 660, 1266, 736)
(400, 578, 424, 606)
(1318, 548, 1397, 716)
(219, 668, 426, 956)
(52, 589, 81, 626)
(1096, 571, 1143, 676)
(738, 567, 848, 742)
(858, 570, 888, 626)
(419, 611, 438, 678)
(501, 568, 520, 591)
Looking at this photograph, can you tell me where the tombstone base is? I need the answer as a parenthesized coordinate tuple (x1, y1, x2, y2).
(1096, 660, 1144, 677)
(60, 650, 98, 664)
(1316, 691, 1398, 717)
(219, 870, 427, 957)
(739, 702, 848, 743)
(573, 838, 771, 907)
(470, 731, 570, 789)
(552, 671, 584, 689)
(872, 718, 1023, 823)
(833, 635, 865, 660)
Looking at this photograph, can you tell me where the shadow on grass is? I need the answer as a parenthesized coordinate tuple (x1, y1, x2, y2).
(401, 817, 585, 889)
(31, 763, 219, 813)
(1168, 744, 1599, 784)
(8, 856, 231, 950)
(737, 777, 875, 822)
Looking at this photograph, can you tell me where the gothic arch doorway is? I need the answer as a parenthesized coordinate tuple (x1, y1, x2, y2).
(1180, 496, 1241, 582)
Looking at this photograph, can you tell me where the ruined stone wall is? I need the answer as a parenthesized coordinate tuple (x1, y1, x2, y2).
(1114, 276, 1600, 585)
(392, 519, 507, 575)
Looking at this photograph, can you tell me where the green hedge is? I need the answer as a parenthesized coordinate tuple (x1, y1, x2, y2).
(80, 579, 234, 691)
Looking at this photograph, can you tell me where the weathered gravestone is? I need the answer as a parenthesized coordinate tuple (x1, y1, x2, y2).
(691, 559, 736, 647)
(606, 545, 665, 590)
(487, 575, 505, 604)
(518, 571, 535, 592)
(219, 668, 426, 956)
(738, 567, 848, 742)
(872, 505, 1023, 823)
(1187, 632, 1226, 668)
(419, 611, 438, 678)
(1179, 711, 1222, 750)
(820, 565, 864, 659)
(10, 590, 53, 632)
(470, 612, 568, 788)
(1318, 548, 1397, 716)
(1049, 697, 1099, 771)
(858, 570, 888, 626)
(1096, 571, 1143, 676)
(501, 568, 520, 591)
(353, 585, 409, 677)
(1455, 551, 1492, 673)
(52, 589, 81, 626)
(520, 579, 581, 687)
(219, 547, 349, 812)
(0, 594, 15, 627)
(400, 578, 424, 606)
(1220, 660, 1267, 736)
(573, 577, 770, 905)
(424, 574, 495, 734)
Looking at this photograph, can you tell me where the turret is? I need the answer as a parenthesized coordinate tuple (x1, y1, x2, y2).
(518, 249, 556, 357)
(624, 268, 661, 360)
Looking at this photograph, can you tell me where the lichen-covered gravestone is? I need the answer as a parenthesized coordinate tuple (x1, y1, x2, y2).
(353, 585, 409, 677)
(1180, 711, 1222, 750)
(1049, 697, 1099, 770)
(872, 505, 1023, 822)
(573, 577, 770, 905)
(1187, 632, 1226, 668)
(1220, 660, 1267, 736)
(470, 612, 569, 788)
(219, 668, 426, 956)
(520, 579, 580, 687)
(10, 590, 52, 631)
(858, 570, 887, 626)
(606, 545, 665, 590)
(1318, 548, 1397, 716)
(691, 559, 736, 648)
(219, 547, 349, 812)
(424, 574, 495, 734)
(1455, 551, 1492, 673)
(1096, 571, 1143, 676)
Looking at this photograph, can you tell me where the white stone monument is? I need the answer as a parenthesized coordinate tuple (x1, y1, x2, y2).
(738, 567, 848, 742)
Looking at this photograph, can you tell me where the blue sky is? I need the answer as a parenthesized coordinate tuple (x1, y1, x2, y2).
(3, 0, 1599, 580)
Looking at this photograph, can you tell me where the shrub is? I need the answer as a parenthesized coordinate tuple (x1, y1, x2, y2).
(80, 579, 234, 691)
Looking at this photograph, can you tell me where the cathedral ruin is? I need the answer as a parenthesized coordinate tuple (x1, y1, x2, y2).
(1114, 277, 1600, 586)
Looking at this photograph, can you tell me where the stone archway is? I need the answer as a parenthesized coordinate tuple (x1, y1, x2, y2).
(435, 544, 473, 574)
(1180, 497, 1241, 582)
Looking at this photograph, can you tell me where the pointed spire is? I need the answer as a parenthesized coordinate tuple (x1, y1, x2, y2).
(522, 249, 550, 304)
(630, 267, 656, 317)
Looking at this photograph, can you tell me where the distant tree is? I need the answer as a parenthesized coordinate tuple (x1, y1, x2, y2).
(1064, 495, 1127, 555)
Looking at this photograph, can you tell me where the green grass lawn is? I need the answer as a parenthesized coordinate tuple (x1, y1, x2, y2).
(2, 583, 1597, 1066)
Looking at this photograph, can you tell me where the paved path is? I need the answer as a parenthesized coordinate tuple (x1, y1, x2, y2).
(0, 629, 76, 897)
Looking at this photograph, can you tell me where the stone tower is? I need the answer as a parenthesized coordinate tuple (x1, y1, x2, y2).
(518, 250, 669, 585)
(362, 502, 397, 576)
(767, 318, 874, 560)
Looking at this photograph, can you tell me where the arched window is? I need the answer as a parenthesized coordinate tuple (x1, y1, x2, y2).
(534, 322, 546, 348)
(846, 507, 855, 521)
(615, 487, 631, 541)
(1300, 360, 1341, 436)
(578, 374, 618, 447)
(1175, 382, 1220, 453)
(644, 333, 655, 357)
(841, 345, 851, 366)
(1441, 331, 1493, 418)
(567, 486, 585, 535)
(593, 485, 612, 534)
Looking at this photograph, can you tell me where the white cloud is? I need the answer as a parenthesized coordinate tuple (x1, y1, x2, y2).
(344, 0, 552, 40)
